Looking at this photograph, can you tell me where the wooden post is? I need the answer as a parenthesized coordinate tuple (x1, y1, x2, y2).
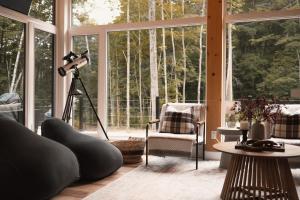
(206, 0, 224, 151)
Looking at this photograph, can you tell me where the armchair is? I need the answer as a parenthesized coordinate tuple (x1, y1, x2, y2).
(145, 103, 206, 169)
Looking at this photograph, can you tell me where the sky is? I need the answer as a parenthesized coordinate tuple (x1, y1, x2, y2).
(73, 0, 121, 25)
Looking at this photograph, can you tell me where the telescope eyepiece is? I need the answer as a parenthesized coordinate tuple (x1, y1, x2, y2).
(58, 67, 67, 77)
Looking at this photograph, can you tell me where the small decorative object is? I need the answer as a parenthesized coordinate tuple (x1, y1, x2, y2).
(235, 139, 285, 152)
(231, 97, 282, 140)
(239, 120, 249, 130)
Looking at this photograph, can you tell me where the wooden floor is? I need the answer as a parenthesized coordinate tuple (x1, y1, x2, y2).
(52, 163, 140, 200)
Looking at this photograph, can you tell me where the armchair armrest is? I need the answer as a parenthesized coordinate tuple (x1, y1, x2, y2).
(146, 119, 160, 138)
(196, 120, 205, 126)
(148, 119, 160, 125)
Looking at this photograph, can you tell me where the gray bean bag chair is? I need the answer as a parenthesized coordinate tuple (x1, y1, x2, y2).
(41, 118, 123, 181)
(0, 116, 80, 200)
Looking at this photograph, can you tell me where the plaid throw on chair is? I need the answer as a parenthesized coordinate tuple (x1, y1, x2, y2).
(160, 110, 195, 134)
(273, 115, 300, 139)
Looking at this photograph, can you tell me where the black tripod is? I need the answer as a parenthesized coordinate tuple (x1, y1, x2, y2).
(62, 68, 109, 140)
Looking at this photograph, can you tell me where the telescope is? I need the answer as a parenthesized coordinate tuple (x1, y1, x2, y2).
(58, 50, 89, 77)
(59, 49, 109, 140)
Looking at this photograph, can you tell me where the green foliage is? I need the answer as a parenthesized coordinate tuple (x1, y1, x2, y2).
(232, 18, 300, 99)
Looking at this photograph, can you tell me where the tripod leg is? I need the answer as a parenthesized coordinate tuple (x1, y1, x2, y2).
(78, 78, 109, 140)
(62, 78, 76, 122)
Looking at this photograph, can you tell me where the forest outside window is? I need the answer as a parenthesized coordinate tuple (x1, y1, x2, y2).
(72, 35, 99, 132)
(224, 0, 300, 126)
(34, 29, 54, 133)
(29, 0, 55, 24)
(72, 0, 206, 26)
(227, 0, 300, 15)
(0, 16, 25, 124)
(107, 25, 206, 131)
(224, 18, 300, 124)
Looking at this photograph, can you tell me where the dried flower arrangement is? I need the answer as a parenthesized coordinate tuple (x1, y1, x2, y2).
(231, 97, 283, 123)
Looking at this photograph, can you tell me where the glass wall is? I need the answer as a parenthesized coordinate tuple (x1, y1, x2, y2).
(72, 35, 99, 131)
(0, 16, 25, 123)
(108, 25, 206, 130)
(224, 0, 300, 126)
(34, 29, 54, 133)
(29, 0, 55, 24)
(72, 0, 206, 26)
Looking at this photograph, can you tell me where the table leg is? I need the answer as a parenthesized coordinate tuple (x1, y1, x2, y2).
(221, 155, 299, 200)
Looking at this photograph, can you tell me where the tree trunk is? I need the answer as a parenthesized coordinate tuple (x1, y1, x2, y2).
(170, 2, 178, 102)
(10, 30, 24, 93)
(149, 0, 159, 125)
(109, 49, 114, 127)
(297, 49, 300, 84)
(161, 0, 168, 103)
(85, 35, 91, 65)
(138, 2, 143, 126)
(181, 0, 187, 103)
(197, 0, 206, 103)
(13, 71, 23, 92)
(126, 0, 131, 129)
(116, 53, 120, 127)
(225, 23, 233, 101)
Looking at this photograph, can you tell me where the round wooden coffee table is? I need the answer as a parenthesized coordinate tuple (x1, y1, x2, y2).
(214, 142, 300, 200)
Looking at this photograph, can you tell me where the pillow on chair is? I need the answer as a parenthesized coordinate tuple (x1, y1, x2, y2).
(160, 106, 195, 134)
(273, 114, 300, 139)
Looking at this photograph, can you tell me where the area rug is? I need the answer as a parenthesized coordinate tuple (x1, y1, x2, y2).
(84, 156, 300, 200)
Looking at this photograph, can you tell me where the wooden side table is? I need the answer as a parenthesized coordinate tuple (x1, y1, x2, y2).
(217, 127, 242, 169)
(214, 142, 300, 200)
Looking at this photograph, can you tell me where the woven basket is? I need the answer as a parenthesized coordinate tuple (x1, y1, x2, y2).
(111, 138, 145, 164)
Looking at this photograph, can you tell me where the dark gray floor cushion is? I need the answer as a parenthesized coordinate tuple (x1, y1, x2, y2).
(41, 118, 123, 181)
(0, 117, 80, 200)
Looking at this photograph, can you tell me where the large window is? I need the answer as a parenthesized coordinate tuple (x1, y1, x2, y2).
(224, 1, 300, 126)
(34, 29, 54, 133)
(72, 35, 98, 131)
(29, 0, 55, 24)
(0, 16, 25, 123)
(72, 0, 206, 26)
(108, 25, 206, 130)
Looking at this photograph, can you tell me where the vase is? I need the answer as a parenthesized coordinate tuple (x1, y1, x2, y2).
(251, 121, 265, 140)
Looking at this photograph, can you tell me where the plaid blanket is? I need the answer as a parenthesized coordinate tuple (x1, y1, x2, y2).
(160, 111, 195, 134)
(273, 115, 300, 139)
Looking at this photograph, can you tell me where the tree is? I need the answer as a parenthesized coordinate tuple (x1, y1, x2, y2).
(197, 0, 206, 103)
(149, 0, 159, 123)
(126, 0, 131, 129)
(161, 0, 168, 103)
(181, 0, 187, 103)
